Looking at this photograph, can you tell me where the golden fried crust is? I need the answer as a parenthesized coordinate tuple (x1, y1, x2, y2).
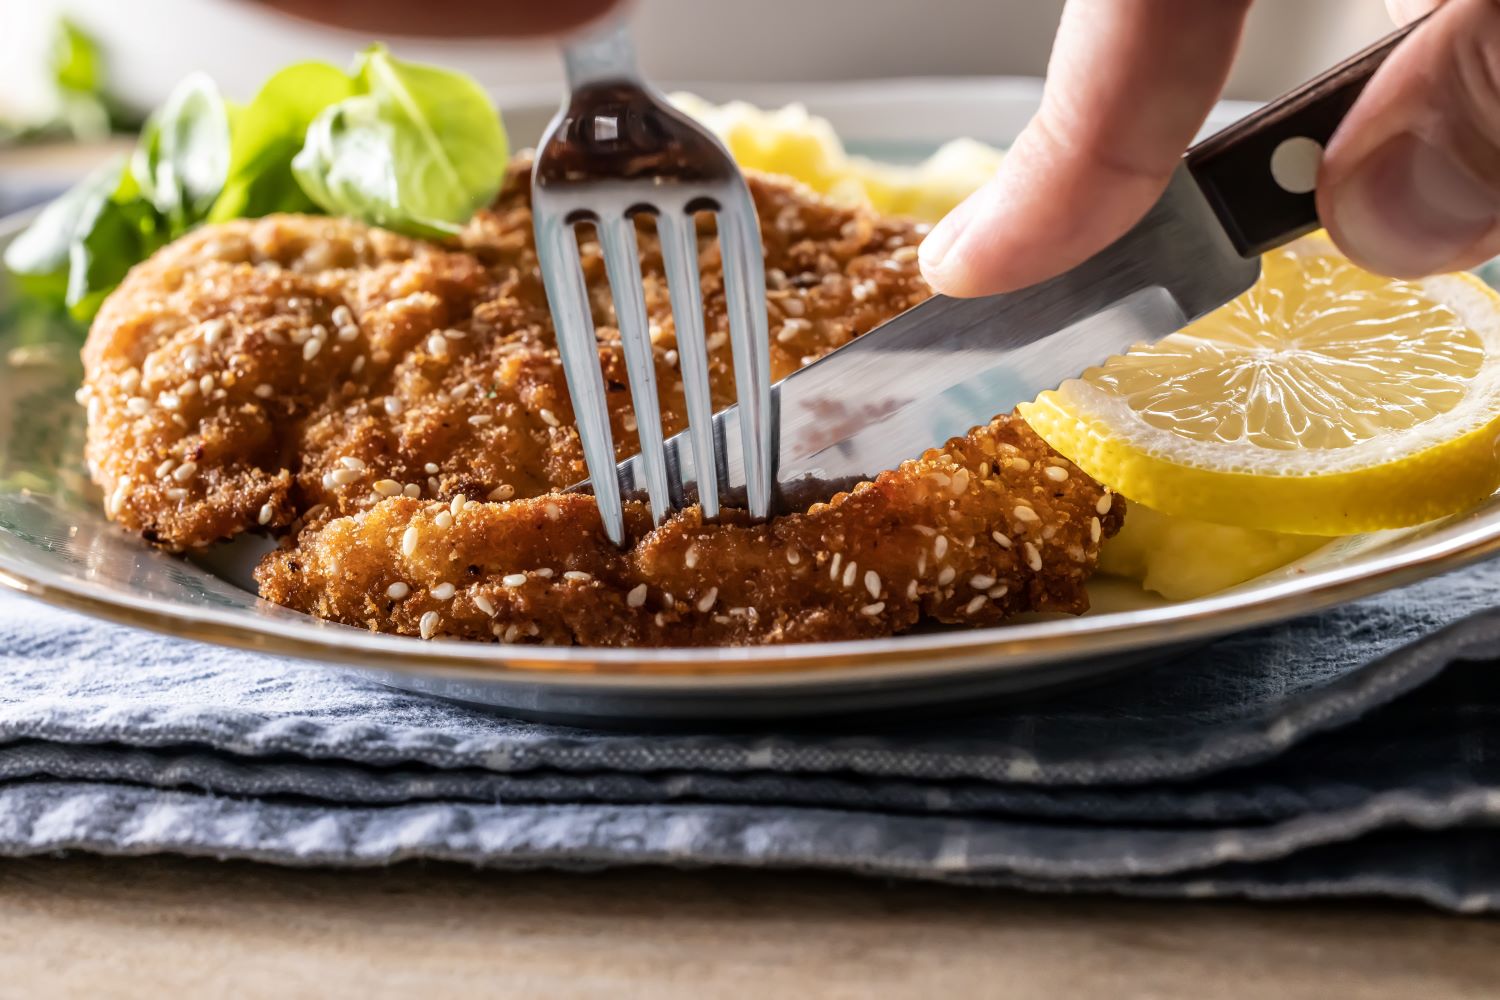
(81, 160, 931, 550)
(256, 416, 1124, 647)
(84, 157, 1126, 646)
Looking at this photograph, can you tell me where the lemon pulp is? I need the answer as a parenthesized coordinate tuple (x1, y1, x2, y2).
(1022, 235, 1500, 536)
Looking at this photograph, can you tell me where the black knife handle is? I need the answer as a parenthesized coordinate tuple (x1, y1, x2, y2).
(1185, 15, 1426, 258)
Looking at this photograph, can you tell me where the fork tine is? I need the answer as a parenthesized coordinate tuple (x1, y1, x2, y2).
(535, 212, 626, 545)
(597, 214, 673, 524)
(656, 207, 721, 520)
(716, 186, 775, 519)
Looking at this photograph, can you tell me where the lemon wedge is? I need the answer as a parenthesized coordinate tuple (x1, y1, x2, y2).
(1021, 234, 1500, 536)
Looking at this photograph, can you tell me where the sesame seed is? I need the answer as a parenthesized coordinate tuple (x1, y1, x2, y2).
(563, 571, 592, 582)
(171, 462, 198, 483)
(502, 573, 527, 587)
(1097, 492, 1114, 515)
(401, 525, 419, 556)
(1024, 542, 1043, 572)
(860, 602, 886, 617)
(126, 396, 150, 416)
(663, 349, 679, 368)
(685, 545, 699, 569)
(158, 392, 181, 411)
(419, 611, 439, 639)
(933, 536, 949, 560)
(828, 552, 842, 580)
(468, 414, 492, 426)
(786, 548, 801, 565)
(254, 384, 274, 399)
(431, 582, 456, 600)
(622, 414, 637, 432)
(781, 298, 805, 317)
(1045, 466, 1069, 483)
(992, 531, 1013, 549)
(302, 338, 323, 361)
(539, 408, 561, 428)
(917, 552, 928, 576)
(696, 587, 718, 613)
(950, 469, 970, 495)
(330, 468, 360, 486)
(450, 494, 467, 516)
(970, 574, 996, 589)
(424, 463, 440, 474)
(989, 585, 1009, 599)
(892, 245, 919, 262)
(428, 477, 440, 493)
(165, 487, 187, 502)
(1009, 457, 1033, 472)
(340, 456, 366, 471)
(383, 396, 402, 416)
(201, 318, 226, 345)
(842, 561, 858, 589)
(373, 480, 402, 497)
(386, 582, 410, 599)
(488, 484, 515, 501)
(120, 369, 141, 392)
(178, 379, 198, 397)
(199, 374, 215, 395)
(1090, 517, 1102, 544)
(937, 567, 956, 586)
(443, 328, 467, 341)
(434, 511, 454, 530)
(403, 483, 421, 498)
(913, 525, 936, 537)
(351, 356, 366, 374)
(705, 331, 728, 351)
(473, 594, 497, 616)
(964, 595, 987, 615)
(864, 570, 881, 599)
(332, 305, 354, 328)
(1014, 505, 1040, 524)
(544, 503, 561, 520)
(258, 503, 274, 525)
(627, 583, 648, 608)
(906, 579, 919, 600)
(154, 458, 176, 478)
(503, 624, 522, 643)
(426, 333, 448, 356)
(450, 383, 471, 400)
(337, 325, 359, 342)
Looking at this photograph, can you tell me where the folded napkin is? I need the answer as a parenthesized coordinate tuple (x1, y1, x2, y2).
(2, 555, 1500, 911)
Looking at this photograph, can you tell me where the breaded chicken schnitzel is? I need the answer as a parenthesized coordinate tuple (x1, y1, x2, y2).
(80, 159, 1124, 646)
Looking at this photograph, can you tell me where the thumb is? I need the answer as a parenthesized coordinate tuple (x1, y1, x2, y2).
(1320, 0, 1500, 277)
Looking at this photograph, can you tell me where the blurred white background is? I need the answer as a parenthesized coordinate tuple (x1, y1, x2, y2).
(2, 0, 1396, 121)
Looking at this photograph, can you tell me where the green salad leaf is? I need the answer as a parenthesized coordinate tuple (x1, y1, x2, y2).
(53, 16, 102, 96)
(292, 45, 508, 237)
(131, 73, 233, 235)
(209, 62, 357, 222)
(6, 46, 507, 324)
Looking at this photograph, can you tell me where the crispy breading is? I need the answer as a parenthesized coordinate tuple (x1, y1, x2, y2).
(256, 416, 1123, 646)
(82, 157, 1125, 646)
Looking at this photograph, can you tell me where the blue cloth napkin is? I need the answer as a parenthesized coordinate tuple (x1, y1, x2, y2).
(2, 556, 1500, 911)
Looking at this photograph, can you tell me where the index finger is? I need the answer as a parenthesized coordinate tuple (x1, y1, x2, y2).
(920, 0, 1253, 297)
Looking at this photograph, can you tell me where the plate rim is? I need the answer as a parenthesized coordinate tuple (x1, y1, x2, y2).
(3, 80, 1499, 696)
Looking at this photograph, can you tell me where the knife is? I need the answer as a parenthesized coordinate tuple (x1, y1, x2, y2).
(597, 19, 1424, 513)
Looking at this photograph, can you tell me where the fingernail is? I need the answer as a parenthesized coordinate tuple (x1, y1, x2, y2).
(1330, 132, 1498, 276)
(919, 189, 985, 275)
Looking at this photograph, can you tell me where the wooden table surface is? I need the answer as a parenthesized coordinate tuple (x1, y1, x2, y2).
(1, 857, 1496, 999)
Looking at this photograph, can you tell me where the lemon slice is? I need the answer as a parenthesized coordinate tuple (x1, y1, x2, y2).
(1021, 234, 1500, 535)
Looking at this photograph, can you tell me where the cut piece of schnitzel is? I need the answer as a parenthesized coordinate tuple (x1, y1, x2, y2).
(256, 415, 1122, 647)
(81, 156, 1125, 646)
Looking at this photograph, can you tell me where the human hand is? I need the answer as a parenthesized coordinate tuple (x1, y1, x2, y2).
(919, 0, 1500, 296)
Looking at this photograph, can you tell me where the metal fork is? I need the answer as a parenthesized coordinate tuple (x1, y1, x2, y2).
(532, 17, 773, 546)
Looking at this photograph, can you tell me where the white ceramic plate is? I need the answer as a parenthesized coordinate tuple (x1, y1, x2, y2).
(3, 80, 1498, 724)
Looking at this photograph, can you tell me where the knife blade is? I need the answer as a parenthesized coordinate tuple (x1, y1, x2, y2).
(591, 18, 1423, 514)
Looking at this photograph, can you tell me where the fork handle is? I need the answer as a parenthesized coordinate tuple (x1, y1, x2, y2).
(562, 17, 643, 88)
(1184, 15, 1425, 258)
